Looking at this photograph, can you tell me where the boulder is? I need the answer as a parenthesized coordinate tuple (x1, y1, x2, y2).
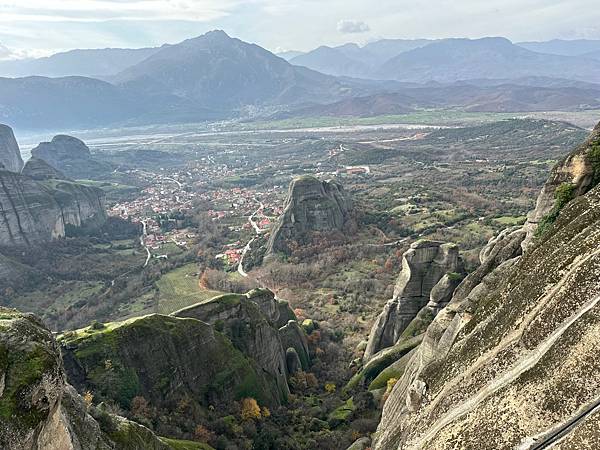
(285, 348, 302, 374)
(0, 124, 23, 173)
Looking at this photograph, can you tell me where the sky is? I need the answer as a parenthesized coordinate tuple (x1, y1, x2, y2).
(1, 0, 600, 58)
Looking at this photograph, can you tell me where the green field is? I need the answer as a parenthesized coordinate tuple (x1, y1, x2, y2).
(156, 263, 223, 314)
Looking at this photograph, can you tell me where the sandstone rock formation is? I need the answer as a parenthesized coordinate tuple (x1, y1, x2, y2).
(279, 319, 311, 371)
(523, 121, 600, 247)
(374, 124, 600, 449)
(0, 124, 23, 173)
(31, 135, 111, 179)
(21, 157, 67, 181)
(61, 313, 280, 409)
(0, 308, 172, 450)
(0, 170, 106, 246)
(171, 290, 291, 403)
(266, 176, 354, 256)
(363, 241, 463, 362)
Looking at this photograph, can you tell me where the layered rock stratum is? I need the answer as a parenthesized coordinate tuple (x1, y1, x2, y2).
(0, 125, 23, 173)
(266, 176, 354, 256)
(374, 123, 600, 449)
(0, 169, 106, 246)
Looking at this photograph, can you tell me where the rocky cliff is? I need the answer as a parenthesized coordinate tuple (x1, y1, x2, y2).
(0, 170, 106, 246)
(363, 241, 463, 362)
(266, 176, 354, 256)
(31, 135, 111, 180)
(21, 157, 67, 181)
(374, 123, 600, 449)
(171, 289, 300, 404)
(523, 120, 600, 247)
(0, 125, 23, 173)
(0, 308, 184, 450)
(60, 313, 279, 410)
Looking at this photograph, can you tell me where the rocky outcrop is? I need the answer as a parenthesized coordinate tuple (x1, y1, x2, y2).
(22, 158, 67, 181)
(0, 308, 173, 450)
(0, 125, 23, 173)
(363, 241, 463, 362)
(61, 313, 279, 409)
(31, 135, 111, 180)
(523, 121, 600, 248)
(279, 320, 311, 371)
(171, 290, 290, 404)
(374, 124, 600, 449)
(0, 170, 106, 246)
(266, 176, 354, 256)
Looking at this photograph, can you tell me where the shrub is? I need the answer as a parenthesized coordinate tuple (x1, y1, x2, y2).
(240, 397, 261, 421)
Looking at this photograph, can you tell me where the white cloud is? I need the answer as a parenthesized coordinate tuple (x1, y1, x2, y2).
(337, 19, 370, 34)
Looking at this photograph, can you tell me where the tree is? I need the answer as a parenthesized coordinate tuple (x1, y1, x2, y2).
(194, 424, 216, 444)
(131, 396, 150, 419)
(240, 397, 261, 421)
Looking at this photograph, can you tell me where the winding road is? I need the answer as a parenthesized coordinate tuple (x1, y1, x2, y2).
(140, 220, 151, 268)
(237, 200, 265, 278)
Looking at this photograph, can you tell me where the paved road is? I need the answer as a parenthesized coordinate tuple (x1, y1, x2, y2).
(140, 220, 151, 268)
(238, 201, 265, 278)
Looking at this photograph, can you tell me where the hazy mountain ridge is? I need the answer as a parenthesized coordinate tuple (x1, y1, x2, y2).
(0, 46, 162, 78)
(2, 32, 600, 130)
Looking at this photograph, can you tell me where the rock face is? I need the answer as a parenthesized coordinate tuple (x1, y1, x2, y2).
(0, 125, 23, 173)
(267, 176, 354, 256)
(279, 320, 311, 371)
(523, 121, 600, 247)
(0, 308, 170, 450)
(21, 157, 67, 181)
(363, 241, 463, 361)
(0, 170, 106, 246)
(31, 135, 111, 179)
(171, 290, 291, 404)
(374, 124, 600, 449)
(60, 313, 280, 409)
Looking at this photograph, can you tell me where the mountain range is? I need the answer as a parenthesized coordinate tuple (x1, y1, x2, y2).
(2, 32, 600, 131)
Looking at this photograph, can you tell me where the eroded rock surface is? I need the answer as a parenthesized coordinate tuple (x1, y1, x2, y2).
(374, 124, 600, 450)
(22, 157, 67, 181)
(0, 170, 106, 246)
(0, 125, 23, 173)
(60, 313, 279, 408)
(523, 121, 600, 248)
(267, 176, 354, 256)
(31, 135, 111, 179)
(363, 241, 462, 362)
(171, 290, 291, 404)
(0, 308, 170, 450)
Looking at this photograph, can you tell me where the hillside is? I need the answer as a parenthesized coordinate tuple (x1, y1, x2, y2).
(114, 30, 357, 108)
(376, 37, 600, 84)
